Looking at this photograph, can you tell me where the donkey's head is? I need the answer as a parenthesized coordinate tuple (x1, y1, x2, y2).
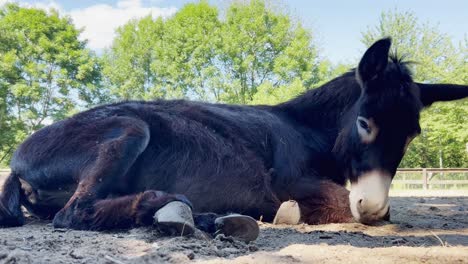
(337, 38, 468, 224)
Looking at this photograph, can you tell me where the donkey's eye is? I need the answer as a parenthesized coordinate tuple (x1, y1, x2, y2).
(358, 119, 370, 132)
(356, 116, 378, 144)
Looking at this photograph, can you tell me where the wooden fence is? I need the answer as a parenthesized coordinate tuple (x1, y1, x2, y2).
(394, 168, 468, 189)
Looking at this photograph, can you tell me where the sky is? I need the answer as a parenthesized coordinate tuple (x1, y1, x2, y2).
(1, 0, 467, 64)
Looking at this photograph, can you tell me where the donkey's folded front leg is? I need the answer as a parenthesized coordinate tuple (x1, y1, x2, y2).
(298, 181, 355, 224)
(53, 190, 192, 230)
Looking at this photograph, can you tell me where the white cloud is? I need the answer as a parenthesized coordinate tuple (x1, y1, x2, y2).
(5, 0, 177, 50)
(69, 0, 177, 50)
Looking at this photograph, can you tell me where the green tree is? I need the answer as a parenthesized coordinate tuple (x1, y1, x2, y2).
(103, 0, 325, 104)
(216, 0, 319, 103)
(362, 9, 468, 168)
(102, 15, 168, 100)
(154, 1, 221, 100)
(103, 2, 221, 101)
(250, 60, 350, 105)
(0, 4, 102, 165)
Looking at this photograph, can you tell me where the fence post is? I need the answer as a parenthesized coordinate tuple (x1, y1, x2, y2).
(422, 168, 428, 190)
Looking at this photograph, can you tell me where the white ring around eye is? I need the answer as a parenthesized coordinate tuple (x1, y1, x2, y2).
(356, 116, 379, 144)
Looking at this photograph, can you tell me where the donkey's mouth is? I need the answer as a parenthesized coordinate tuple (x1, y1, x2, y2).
(349, 170, 392, 224)
(355, 204, 390, 224)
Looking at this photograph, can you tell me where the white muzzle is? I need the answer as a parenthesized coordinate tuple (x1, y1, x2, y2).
(349, 170, 391, 224)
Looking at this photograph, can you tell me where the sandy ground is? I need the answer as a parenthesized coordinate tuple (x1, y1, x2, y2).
(0, 174, 467, 263)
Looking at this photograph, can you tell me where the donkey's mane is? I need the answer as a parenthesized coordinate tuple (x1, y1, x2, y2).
(386, 53, 413, 81)
(345, 53, 413, 81)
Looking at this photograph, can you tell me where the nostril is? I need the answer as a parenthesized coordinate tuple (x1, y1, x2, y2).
(356, 199, 364, 212)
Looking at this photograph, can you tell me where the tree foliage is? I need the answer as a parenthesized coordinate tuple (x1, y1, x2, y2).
(362, 9, 468, 168)
(102, 0, 323, 104)
(0, 4, 102, 164)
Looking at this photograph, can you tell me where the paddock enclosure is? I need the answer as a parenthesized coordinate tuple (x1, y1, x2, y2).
(1, 172, 467, 264)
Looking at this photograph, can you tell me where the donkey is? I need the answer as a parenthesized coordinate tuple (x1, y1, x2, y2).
(1, 38, 467, 240)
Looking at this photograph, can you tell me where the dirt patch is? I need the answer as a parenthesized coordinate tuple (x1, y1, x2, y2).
(0, 172, 467, 263)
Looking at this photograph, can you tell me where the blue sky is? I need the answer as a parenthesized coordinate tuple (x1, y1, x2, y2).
(6, 0, 468, 64)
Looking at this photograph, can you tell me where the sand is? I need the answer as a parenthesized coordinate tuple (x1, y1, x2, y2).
(0, 175, 467, 263)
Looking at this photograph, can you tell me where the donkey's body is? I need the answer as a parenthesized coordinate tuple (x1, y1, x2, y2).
(8, 74, 357, 225)
(1, 38, 467, 231)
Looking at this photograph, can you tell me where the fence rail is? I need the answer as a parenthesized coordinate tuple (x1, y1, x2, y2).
(395, 168, 468, 189)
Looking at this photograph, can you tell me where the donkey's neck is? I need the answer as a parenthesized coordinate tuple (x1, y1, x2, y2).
(276, 72, 362, 129)
(273, 73, 361, 185)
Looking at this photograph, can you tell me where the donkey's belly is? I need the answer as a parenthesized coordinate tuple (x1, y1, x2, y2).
(169, 173, 279, 221)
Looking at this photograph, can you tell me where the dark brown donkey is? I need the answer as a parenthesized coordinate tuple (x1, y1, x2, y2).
(1, 38, 467, 240)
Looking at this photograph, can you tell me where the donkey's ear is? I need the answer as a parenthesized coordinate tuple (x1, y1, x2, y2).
(417, 83, 468, 107)
(356, 38, 391, 85)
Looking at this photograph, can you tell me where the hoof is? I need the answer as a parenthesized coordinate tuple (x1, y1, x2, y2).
(154, 201, 195, 236)
(215, 214, 259, 242)
(273, 200, 301, 225)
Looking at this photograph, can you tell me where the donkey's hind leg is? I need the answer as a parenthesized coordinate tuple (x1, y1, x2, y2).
(52, 116, 189, 230)
(52, 116, 150, 229)
(0, 172, 24, 227)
